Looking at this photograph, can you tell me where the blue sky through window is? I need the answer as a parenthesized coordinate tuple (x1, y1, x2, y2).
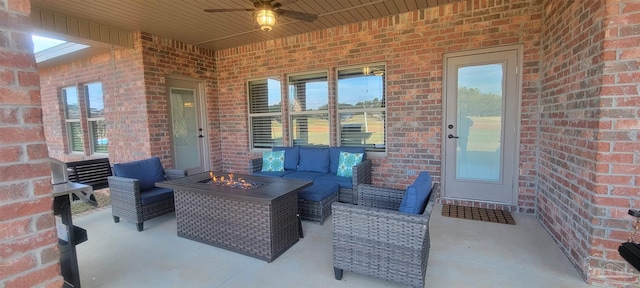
(458, 64, 503, 95)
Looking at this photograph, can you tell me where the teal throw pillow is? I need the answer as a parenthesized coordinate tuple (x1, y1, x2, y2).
(336, 152, 364, 177)
(261, 150, 285, 172)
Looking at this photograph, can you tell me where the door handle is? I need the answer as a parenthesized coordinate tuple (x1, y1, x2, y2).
(198, 135, 204, 138)
(448, 134, 459, 139)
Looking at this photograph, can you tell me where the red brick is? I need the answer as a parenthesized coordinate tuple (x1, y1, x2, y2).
(0, 68, 14, 85)
(0, 218, 30, 239)
(0, 87, 38, 105)
(17, 71, 39, 87)
(33, 179, 53, 197)
(11, 31, 32, 51)
(0, 162, 49, 182)
(0, 145, 22, 162)
(0, 197, 53, 222)
(0, 51, 36, 69)
(0, 107, 18, 124)
(26, 143, 48, 160)
(23, 107, 43, 124)
(5, 262, 61, 288)
(0, 182, 28, 201)
(614, 120, 640, 130)
(0, 254, 36, 281)
(0, 229, 57, 259)
(40, 246, 59, 265)
(7, 0, 31, 14)
(35, 213, 55, 231)
(0, 127, 45, 144)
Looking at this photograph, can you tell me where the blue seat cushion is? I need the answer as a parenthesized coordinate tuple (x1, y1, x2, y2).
(329, 147, 365, 174)
(297, 147, 330, 173)
(113, 157, 165, 191)
(252, 170, 296, 178)
(316, 174, 353, 189)
(298, 181, 339, 202)
(282, 171, 326, 181)
(140, 187, 174, 206)
(399, 172, 433, 214)
(273, 146, 300, 171)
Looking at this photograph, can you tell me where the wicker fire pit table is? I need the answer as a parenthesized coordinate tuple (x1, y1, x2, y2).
(156, 172, 312, 262)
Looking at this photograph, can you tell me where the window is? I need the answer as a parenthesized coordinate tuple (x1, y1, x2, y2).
(62, 82, 107, 155)
(288, 72, 329, 146)
(337, 65, 386, 152)
(248, 78, 282, 149)
(62, 86, 83, 152)
(85, 82, 107, 153)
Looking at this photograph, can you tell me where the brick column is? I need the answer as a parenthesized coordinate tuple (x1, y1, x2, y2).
(0, 1, 63, 287)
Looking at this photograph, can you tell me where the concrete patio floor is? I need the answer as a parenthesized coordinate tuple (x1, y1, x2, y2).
(71, 204, 591, 288)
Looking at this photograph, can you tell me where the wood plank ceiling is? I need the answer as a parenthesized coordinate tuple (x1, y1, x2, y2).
(30, 0, 459, 51)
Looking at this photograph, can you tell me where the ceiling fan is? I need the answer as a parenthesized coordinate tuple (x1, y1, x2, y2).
(204, 0, 318, 32)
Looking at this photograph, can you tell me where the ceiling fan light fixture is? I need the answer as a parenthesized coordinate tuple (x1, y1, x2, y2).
(255, 9, 277, 31)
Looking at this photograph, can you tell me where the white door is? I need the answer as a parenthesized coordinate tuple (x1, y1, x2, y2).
(167, 78, 209, 175)
(443, 46, 521, 204)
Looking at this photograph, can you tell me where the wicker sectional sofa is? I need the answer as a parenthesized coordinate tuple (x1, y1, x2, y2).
(250, 146, 372, 206)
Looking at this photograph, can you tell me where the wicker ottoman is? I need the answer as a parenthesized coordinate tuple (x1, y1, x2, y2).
(298, 181, 339, 224)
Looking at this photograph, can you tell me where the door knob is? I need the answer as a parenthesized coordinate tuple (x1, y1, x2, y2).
(448, 134, 459, 139)
(198, 135, 204, 138)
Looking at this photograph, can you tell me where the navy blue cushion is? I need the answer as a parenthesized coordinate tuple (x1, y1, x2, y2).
(252, 170, 296, 178)
(282, 171, 327, 181)
(399, 172, 433, 214)
(297, 148, 329, 173)
(113, 157, 165, 191)
(298, 181, 339, 201)
(140, 187, 174, 206)
(273, 146, 300, 171)
(316, 174, 353, 189)
(329, 147, 366, 174)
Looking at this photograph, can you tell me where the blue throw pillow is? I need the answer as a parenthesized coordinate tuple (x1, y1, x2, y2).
(398, 172, 433, 214)
(113, 157, 166, 191)
(273, 146, 299, 170)
(336, 152, 364, 177)
(261, 150, 285, 172)
(329, 147, 365, 174)
(297, 147, 329, 173)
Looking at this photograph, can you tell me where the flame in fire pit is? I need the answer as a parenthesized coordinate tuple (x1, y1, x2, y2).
(207, 172, 262, 189)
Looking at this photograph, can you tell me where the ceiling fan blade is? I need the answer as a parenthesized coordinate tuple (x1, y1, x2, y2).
(204, 8, 255, 13)
(277, 9, 317, 22)
(273, 0, 300, 7)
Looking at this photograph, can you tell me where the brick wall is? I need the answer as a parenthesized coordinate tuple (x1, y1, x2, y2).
(214, 0, 542, 212)
(40, 32, 218, 167)
(39, 47, 146, 163)
(539, 0, 640, 286)
(138, 32, 219, 169)
(0, 0, 63, 287)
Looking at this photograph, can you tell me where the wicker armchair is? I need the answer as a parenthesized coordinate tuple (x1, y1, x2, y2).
(108, 157, 187, 232)
(332, 180, 436, 288)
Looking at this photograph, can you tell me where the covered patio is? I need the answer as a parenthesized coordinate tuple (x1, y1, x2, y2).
(72, 206, 589, 287)
(1, 0, 639, 287)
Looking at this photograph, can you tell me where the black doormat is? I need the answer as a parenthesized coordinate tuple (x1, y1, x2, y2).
(442, 204, 515, 225)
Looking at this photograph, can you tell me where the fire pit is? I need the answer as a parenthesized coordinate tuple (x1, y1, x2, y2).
(198, 172, 264, 189)
(155, 172, 313, 262)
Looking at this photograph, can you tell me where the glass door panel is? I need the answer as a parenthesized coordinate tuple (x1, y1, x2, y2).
(170, 88, 201, 171)
(456, 64, 504, 182)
